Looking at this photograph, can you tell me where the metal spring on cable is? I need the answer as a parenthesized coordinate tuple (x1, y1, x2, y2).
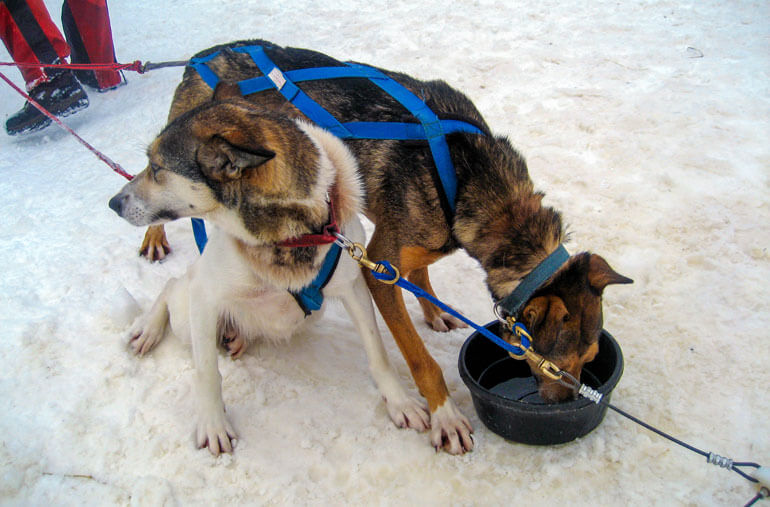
(707, 453, 734, 469)
(578, 384, 604, 404)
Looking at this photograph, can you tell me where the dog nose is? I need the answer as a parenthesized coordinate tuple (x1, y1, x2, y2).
(109, 193, 126, 215)
(538, 380, 577, 403)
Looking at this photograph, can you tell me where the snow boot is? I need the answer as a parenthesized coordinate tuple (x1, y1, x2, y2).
(5, 69, 90, 136)
(76, 69, 127, 93)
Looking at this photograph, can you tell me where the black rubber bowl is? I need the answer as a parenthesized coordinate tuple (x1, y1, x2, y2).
(459, 321, 623, 445)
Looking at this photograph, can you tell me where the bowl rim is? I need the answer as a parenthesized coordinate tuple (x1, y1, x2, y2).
(459, 323, 624, 413)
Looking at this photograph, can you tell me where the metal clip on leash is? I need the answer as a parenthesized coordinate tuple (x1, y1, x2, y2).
(334, 232, 400, 284)
(499, 313, 617, 401)
(502, 316, 578, 385)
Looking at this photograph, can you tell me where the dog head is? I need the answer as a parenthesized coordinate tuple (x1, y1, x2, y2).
(108, 98, 339, 244)
(508, 253, 632, 402)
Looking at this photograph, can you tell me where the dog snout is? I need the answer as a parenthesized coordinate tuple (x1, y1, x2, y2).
(531, 365, 580, 403)
(538, 380, 577, 403)
(109, 193, 127, 216)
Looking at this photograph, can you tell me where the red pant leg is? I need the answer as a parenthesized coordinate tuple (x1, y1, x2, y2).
(62, 0, 120, 89)
(0, 0, 70, 88)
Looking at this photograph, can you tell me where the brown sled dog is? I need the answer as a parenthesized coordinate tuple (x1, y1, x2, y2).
(139, 40, 632, 454)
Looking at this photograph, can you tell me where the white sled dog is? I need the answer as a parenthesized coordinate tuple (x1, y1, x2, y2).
(108, 96, 429, 454)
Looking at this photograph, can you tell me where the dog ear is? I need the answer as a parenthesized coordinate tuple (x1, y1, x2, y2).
(587, 254, 633, 293)
(196, 135, 275, 182)
(522, 295, 568, 354)
(212, 81, 243, 101)
(522, 296, 548, 330)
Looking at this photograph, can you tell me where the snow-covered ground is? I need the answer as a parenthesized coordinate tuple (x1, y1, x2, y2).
(1, 1, 767, 505)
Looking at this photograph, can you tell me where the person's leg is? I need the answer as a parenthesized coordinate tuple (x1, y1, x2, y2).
(62, 0, 122, 90)
(0, 0, 70, 87)
(1, 0, 88, 135)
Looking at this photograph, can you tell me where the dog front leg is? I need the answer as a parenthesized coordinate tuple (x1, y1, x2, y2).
(188, 289, 236, 455)
(140, 225, 171, 261)
(339, 274, 430, 432)
(364, 234, 473, 454)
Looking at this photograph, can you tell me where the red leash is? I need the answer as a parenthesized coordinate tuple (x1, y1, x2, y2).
(0, 59, 189, 74)
(1, 66, 134, 181)
(0, 69, 134, 180)
(1, 58, 192, 180)
(0, 60, 145, 74)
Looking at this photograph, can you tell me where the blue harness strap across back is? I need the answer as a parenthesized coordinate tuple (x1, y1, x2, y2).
(189, 44, 485, 213)
(188, 44, 485, 314)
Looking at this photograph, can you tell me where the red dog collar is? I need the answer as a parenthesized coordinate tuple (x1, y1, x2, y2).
(276, 186, 340, 248)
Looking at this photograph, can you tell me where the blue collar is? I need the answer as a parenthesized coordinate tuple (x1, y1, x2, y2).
(496, 244, 570, 319)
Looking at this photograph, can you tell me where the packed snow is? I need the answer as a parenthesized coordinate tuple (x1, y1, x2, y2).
(1, 1, 768, 505)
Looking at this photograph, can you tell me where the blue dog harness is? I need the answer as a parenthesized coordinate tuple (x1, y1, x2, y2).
(291, 243, 342, 316)
(189, 44, 485, 212)
(188, 44, 485, 314)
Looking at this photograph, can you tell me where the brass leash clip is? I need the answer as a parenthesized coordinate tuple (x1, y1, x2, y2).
(504, 316, 574, 384)
(335, 234, 400, 284)
(505, 316, 531, 361)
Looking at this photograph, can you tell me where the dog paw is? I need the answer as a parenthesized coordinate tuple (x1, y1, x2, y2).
(128, 322, 163, 356)
(196, 410, 237, 456)
(220, 325, 247, 359)
(139, 226, 171, 262)
(427, 312, 469, 332)
(429, 400, 474, 455)
(384, 395, 430, 432)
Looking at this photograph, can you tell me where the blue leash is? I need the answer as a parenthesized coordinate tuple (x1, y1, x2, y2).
(369, 260, 531, 356)
(333, 232, 569, 358)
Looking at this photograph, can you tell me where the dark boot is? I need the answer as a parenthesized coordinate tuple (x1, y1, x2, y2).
(74, 67, 127, 92)
(5, 69, 89, 136)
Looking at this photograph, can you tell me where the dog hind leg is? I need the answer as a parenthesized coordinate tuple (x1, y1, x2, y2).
(407, 267, 469, 332)
(128, 280, 173, 355)
(219, 317, 248, 359)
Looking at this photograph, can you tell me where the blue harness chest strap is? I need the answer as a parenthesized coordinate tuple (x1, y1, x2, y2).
(290, 243, 343, 317)
(190, 216, 342, 317)
(191, 217, 208, 253)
